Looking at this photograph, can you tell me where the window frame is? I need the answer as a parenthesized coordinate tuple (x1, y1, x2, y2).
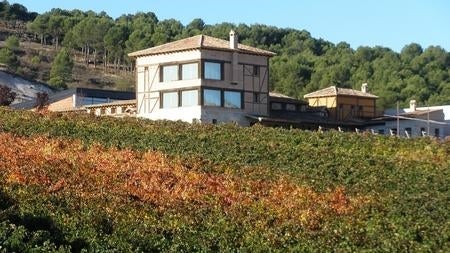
(271, 102, 283, 110)
(202, 60, 224, 81)
(159, 61, 200, 83)
(285, 103, 297, 111)
(161, 91, 179, 109)
(223, 90, 242, 109)
(202, 88, 222, 107)
(181, 62, 199, 81)
(160, 64, 179, 83)
(181, 89, 200, 107)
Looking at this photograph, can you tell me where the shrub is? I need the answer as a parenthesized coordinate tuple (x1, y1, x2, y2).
(0, 48, 19, 70)
(0, 85, 16, 106)
(5, 35, 20, 51)
(0, 108, 448, 251)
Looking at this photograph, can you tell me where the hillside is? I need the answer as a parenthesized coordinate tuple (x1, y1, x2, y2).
(0, 1, 449, 108)
(0, 69, 53, 104)
(0, 108, 449, 251)
(0, 39, 134, 92)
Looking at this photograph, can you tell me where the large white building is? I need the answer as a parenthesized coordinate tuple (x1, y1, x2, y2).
(366, 100, 450, 138)
(128, 31, 275, 126)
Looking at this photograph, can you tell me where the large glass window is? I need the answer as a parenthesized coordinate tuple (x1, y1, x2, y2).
(162, 91, 178, 108)
(203, 89, 221, 106)
(224, 91, 241, 109)
(204, 62, 222, 80)
(271, 102, 282, 110)
(181, 90, 198, 107)
(181, 63, 198, 80)
(162, 65, 179, 82)
(286, 103, 296, 111)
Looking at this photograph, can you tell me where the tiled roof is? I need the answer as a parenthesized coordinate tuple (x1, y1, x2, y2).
(303, 86, 378, 99)
(269, 92, 295, 99)
(401, 108, 442, 117)
(269, 92, 308, 104)
(128, 35, 276, 57)
(84, 99, 136, 108)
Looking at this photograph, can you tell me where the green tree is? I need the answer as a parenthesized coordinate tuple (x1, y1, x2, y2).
(49, 48, 73, 89)
(4, 35, 19, 51)
(0, 48, 19, 70)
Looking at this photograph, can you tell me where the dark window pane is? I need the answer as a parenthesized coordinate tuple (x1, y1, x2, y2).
(224, 91, 241, 109)
(271, 102, 282, 110)
(286, 103, 296, 111)
(203, 89, 221, 106)
(204, 62, 221, 80)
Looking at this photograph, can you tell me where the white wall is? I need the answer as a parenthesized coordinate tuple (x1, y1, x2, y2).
(366, 120, 446, 138)
(140, 106, 202, 123)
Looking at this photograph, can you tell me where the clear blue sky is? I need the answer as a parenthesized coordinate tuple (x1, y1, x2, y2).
(12, 0, 450, 52)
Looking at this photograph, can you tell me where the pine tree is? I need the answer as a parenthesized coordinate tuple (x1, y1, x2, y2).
(48, 48, 73, 89)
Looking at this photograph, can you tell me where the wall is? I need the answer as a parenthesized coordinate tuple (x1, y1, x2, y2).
(366, 120, 446, 138)
(48, 96, 73, 112)
(140, 105, 202, 123)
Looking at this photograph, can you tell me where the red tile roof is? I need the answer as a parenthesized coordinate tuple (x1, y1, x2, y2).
(128, 35, 276, 57)
(303, 86, 378, 99)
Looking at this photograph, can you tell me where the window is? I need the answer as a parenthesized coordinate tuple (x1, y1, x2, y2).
(121, 106, 127, 113)
(111, 107, 116, 114)
(378, 129, 385, 135)
(254, 93, 260, 103)
(181, 63, 198, 80)
(181, 90, 198, 107)
(390, 128, 397, 136)
(435, 128, 440, 137)
(420, 127, 426, 136)
(286, 103, 296, 111)
(204, 62, 222, 80)
(253, 66, 259, 76)
(162, 91, 178, 108)
(100, 108, 106, 115)
(405, 127, 412, 136)
(162, 65, 178, 82)
(203, 89, 221, 106)
(224, 91, 241, 109)
(299, 105, 307, 112)
(271, 102, 282, 110)
(244, 65, 259, 76)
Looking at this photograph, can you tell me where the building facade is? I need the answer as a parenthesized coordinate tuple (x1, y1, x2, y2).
(128, 31, 275, 125)
(12, 87, 135, 113)
(366, 100, 450, 138)
(304, 84, 379, 121)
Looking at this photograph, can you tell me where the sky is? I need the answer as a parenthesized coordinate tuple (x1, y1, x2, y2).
(12, 0, 450, 52)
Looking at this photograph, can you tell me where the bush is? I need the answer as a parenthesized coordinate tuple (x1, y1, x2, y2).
(34, 92, 49, 109)
(0, 108, 448, 251)
(5, 35, 20, 51)
(0, 85, 16, 106)
(0, 48, 19, 70)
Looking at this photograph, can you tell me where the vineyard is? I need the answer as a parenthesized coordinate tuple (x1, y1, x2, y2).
(0, 107, 449, 252)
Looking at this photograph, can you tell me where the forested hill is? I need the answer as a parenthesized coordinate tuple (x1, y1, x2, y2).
(1, 1, 449, 108)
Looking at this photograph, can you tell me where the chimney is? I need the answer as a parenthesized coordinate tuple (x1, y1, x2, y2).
(229, 30, 238, 49)
(361, 83, 368, 93)
(410, 100, 416, 111)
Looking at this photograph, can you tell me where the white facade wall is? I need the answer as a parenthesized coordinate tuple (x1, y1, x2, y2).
(367, 120, 446, 138)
